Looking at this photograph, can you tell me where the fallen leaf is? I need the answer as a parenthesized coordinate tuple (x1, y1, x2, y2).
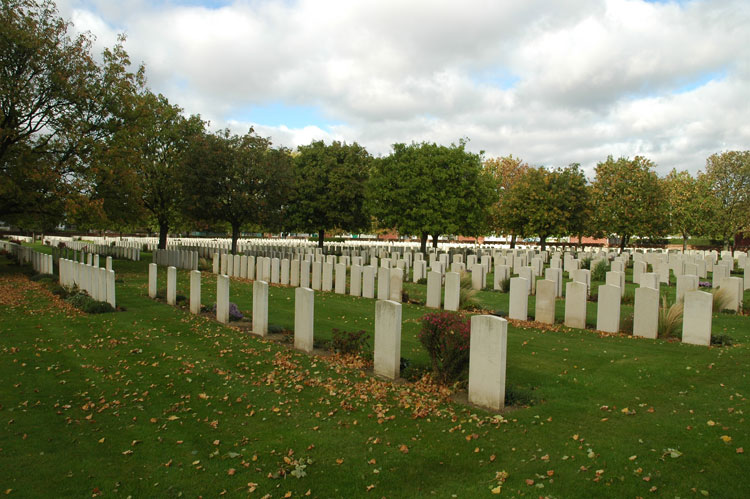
(720, 435, 732, 443)
(399, 444, 409, 454)
(737, 447, 744, 454)
(366, 484, 375, 492)
(525, 479, 534, 486)
(491, 485, 502, 494)
(228, 468, 236, 476)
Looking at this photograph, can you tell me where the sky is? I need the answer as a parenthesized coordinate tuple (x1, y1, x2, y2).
(55, 0, 750, 176)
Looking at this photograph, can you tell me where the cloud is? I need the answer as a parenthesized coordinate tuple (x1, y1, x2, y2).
(56, 0, 750, 176)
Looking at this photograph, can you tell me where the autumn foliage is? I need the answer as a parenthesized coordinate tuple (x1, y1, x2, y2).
(418, 311, 471, 384)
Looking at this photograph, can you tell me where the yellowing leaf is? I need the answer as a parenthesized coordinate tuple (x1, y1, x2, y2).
(720, 435, 732, 443)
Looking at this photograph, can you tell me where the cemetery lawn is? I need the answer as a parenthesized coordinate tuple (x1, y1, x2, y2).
(1, 253, 750, 497)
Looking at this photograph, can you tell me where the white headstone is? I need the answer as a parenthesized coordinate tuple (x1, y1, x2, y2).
(373, 300, 402, 380)
(468, 315, 507, 410)
(294, 287, 314, 353)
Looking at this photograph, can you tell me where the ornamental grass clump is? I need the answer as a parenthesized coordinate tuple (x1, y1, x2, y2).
(459, 272, 480, 310)
(658, 295, 683, 338)
(591, 260, 608, 282)
(418, 311, 471, 384)
(711, 287, 734, 313)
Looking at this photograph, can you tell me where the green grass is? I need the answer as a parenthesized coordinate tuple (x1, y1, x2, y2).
(1, 247, 749, 497)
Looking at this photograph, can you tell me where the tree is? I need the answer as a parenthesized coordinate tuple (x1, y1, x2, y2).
(663, 169, 716, 252)
(484, 155, 530, 248)
(118, 91, 204, 249)
(499, 164, 589, 251)
(288, 141, 371, 248)
(590, 155, 668, 252)
(703, 151, 750, 252)
(181, 128, 293, 253)
(0, 0, 143, 228)
(367, 141, 496, 253)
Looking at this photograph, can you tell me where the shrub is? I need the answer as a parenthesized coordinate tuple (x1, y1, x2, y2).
(620, 312, 634, 334)
(580, 255, 593, 270)
(459, 273, 480, 310)
(658, 295, 683, 338)
(64, 291, 114, 314)
(416, 277, 428, 285)
(591, 260, 608, 282)
(418, 311, 471, 384)
(331, 328, 369, 355)
(711, 334, 734, 346)
(498, 276, 511, 293)
(711, 288, 733, 312)
(208, 302, 244, 321)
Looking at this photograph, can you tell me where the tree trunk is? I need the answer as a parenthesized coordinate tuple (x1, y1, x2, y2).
(158, 220, 169, 250)
(682, 230, 688, 252)
(420, 232, 428, 254)
(431, 234, 439, 249)
(510, 233, 517, 249)
(231, 222, 240, 255)
(318, 229, 325, 249)
(619, 234, 629, 253)
(540, 235, 547, 252)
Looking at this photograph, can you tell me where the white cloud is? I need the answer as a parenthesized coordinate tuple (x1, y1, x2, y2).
(56, 0, 750, 175)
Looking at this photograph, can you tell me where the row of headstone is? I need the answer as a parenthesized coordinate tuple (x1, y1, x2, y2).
(153, 249, 198, 270)
(59, 258, 116, 307)
(1, 242, 55, 274)
(44, 237, 140, 261)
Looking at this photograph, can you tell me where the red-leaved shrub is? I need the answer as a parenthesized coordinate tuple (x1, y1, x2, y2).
(418, 311, 471, 384)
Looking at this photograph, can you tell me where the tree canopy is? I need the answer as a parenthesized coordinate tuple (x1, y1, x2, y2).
(287, 141, 371, 248)
(703, 150, 750, 251)
(181, 128, 293, 253)
(368, 141, 496, 253)
(590, 155, 669, 251)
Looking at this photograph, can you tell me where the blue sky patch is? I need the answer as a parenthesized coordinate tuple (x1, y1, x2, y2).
(228, 101, 334, 129)
(675, 69, 727, 93)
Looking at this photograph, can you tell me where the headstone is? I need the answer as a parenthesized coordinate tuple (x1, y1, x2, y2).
(252, 280, 268, 336)
(426, 271, 442, 309)
(216, 274, 229, 324)
(596, 284, 620, 333)
(300, 260, 311, 288)
(676, 274, 699, 303)
(468, 315, 507, 410)
(373, 300, 402, 380)
(334, 263, 346, 294)
(148, 263, 157, 298)
(167, 266, 177, 305)
(271, 257, 280, 284)
(322, 262, 333, 292)
(535, 279, 556, 324)
(682, 290, 712, 346)
(471, 264, 483, 290)
(444, 272, 460, 311)
(280, 258, 290, 285)
(311, 261, 322, 290)
(291, 259, 300, 287)
(633, 286, 658, 339)
(719, 276, 744, 312)
(190, 270, 201, 314)
(605, 270, 625, 297)
(294, 287, 314, 353)
(106, 270, 116, 308)
(509, 277, 529, 320)
(350, 264, 362, 297)
(362, 266, 376, 299)
(640, 272, 659, 290)
(632, 260, 646, 284)
(377, 266, 390, 300)
(564, 281, 587, 329)
(493, 264, 510, 291)
(544, 267, 563, 297)
(389, 268, 403, 302)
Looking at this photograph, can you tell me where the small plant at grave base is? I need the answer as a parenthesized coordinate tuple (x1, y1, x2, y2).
(591, 260, 608, 282)
(622, 289, 635, 305)
(459, 273, 480, 310)
(416, 277, 427, 285)
(208, 302, 245, 321)
(711, 334, 734, 347)
(331, 328, 370, 355)
(580, 255, 593, 270)
(711, 288, 734, 313)
(620, 312, 634, 334)
(699, 281, 711, 288)
(418, 311, 471, 384)
(504, 384, 536, 407)
(64, 291, 115, 314)
(498, 276, 511, 293)
(658, 295, 683, 339)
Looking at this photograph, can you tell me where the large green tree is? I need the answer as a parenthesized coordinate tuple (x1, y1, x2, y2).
(590, 155, 668, 252)
(484, 155, 530, 248)
(368, 141, 496, 253)
(115, 91, 204, 249)
(0, 0, 143, 229)
(288, 141, 371, 248)
(703, 151, 750, 252)
(181, 128, 293, 253)
(663, 169, 716, 251)
(503, 164, 588, 251)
